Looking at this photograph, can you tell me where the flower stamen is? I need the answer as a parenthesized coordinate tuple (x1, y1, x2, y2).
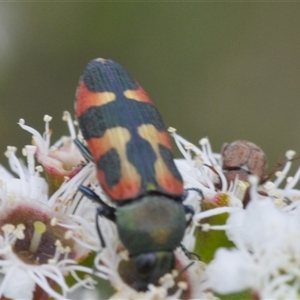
(29, 221, 46, 253)
(43, 115, 53, 150)
(62, 111, 76, 139)
(24, 145, 37, 176)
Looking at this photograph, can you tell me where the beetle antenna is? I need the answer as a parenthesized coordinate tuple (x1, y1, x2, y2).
(180, 244, 201, 261)
(73, 138, 94, 162)
(174, 261, 195, 280)
(184, 187, 204, 200)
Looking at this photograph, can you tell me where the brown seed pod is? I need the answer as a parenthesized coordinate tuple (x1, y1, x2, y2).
(221, 140, 268, 206)
(221, 140, 267, 183)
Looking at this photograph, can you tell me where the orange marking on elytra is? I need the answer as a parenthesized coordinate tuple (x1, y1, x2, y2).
(156, 131, 173, 150)
(88, 127, 141, 200)
(76, 81, 116, 117)
(123, 86, 153, 104)
(138, 124, 183, 195)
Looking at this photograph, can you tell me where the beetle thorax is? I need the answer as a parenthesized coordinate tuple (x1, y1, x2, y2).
(116, 195, 186, 256)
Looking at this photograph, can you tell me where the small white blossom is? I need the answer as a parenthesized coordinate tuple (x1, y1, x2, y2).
(0, 130, 98, 299)
(171, 134, 300, 299)
(18, 112, 85, 195)
(202, 176, 300, 299)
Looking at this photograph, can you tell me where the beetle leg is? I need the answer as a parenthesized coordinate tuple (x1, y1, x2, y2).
(181, 188, 203, 210)
(95, 208, 106, 248)
(181, 188, 202, 226)
(183, 204, 194, 226)
(78, 185, 116, 222)
(175, 245, 201, 280)
(73, 138, 94, 162)
(184, 187, 204, 200)
(79, 185, 116, 248)
(179, 244, 201, 261)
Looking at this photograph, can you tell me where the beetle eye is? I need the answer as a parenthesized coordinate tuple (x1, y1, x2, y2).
(134, 253, 157, 275)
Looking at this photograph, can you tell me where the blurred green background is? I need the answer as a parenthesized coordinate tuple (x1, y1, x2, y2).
(1, 3, 300, 171)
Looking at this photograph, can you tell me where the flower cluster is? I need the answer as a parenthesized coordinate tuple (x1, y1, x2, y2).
(172, 129, 300, 299)
(0, 114, 100, 299)
(2, 111, 300, 299)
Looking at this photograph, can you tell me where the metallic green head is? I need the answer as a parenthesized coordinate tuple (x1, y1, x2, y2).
(118, 251, 175, 291)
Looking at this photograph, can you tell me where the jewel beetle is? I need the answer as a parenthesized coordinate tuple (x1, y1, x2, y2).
(75, 58, 196, 291)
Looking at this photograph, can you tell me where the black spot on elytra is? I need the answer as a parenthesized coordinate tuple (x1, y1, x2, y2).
(126, 133, 157, 188)
(78, 101, 165, 140)
(78, 107, 107, 140)
(97, 148, 121, 188)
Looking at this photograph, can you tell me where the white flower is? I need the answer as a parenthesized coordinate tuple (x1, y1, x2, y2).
(205, 248, 255, 294)
(171, 132, 243, 208)
(261, 149, 300, 206)
(1, 267, 36, 299)
(0, 142, 98, 299)
(18, 112, 84, 195)
(203, 177, 300, 299)
(172, 133, 300, 298)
